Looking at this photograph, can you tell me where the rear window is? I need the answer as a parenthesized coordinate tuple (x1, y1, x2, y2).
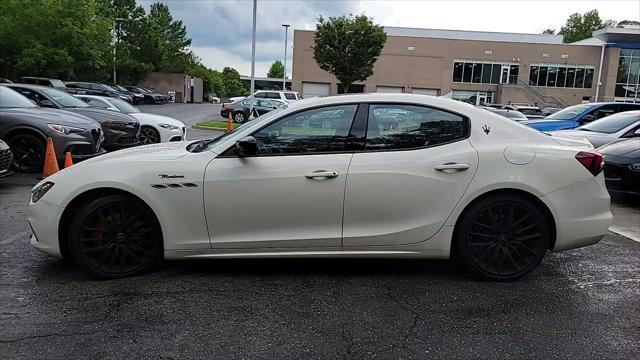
(49, 79, 65, 88)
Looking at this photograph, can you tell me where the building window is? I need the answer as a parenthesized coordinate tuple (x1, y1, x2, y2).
(529, 63, 595, 89)
(451, 90, 494, 105)
(615, 49, 640, 101)
(452, 60, 519, 85)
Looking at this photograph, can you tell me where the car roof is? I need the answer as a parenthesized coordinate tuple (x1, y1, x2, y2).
(7, 83, 56, 91)
(19, 76, 59, 80)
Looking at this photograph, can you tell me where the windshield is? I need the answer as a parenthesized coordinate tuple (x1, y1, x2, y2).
(0, 86, 37, 108)
(578, 112, 640, 134)
(108, 97, 140, 113)
(42, 88, 89, 108)
(101, 84, 118, 92)
(50, 79, 66, 88)
(546, 104, 591, 120)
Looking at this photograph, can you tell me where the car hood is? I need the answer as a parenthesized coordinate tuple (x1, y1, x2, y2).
(129, 113, 185, 127)
(65, 107, 138, 123)
(597, 139, 640, 159)
(0, 107, 98, 126)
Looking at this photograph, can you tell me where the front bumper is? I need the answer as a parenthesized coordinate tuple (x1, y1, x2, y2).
(29, 199, 64, 258)
(51, 128, 105, 162)
(103, 126, 140, 150)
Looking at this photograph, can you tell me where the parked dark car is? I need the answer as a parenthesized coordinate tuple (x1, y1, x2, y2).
(125, 86, 164, 104)
(143, 87, 170, 103)
(121, 85, 145, 104)
(0, 139, 13, 177)
(7, 84, 140, 151)
(65, 82, 132, 103)
(220, 99, 284, 123)
(598, 138, 640, 195)
(0, 86, 105, 172)
(107, 83, 142, 104)
(19, 77, 67, 89)
(523, 102, 640, 131)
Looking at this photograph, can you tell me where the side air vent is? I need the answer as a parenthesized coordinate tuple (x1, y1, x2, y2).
(151, 183, 199, 189)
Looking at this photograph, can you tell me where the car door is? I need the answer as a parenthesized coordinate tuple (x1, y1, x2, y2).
(256, 100, 276, 115)
(343, 103, 478, 247)
(203, 104, 362, 249)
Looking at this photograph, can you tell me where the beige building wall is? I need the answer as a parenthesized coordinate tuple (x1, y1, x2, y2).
(292, 30, 608, 106)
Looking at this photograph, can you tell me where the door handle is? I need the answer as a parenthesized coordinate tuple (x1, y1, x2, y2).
(435, 162, 470, 172)
(305, 170, 339, 179)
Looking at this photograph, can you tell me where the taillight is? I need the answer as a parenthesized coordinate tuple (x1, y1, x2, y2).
(575, 151, 604, 176)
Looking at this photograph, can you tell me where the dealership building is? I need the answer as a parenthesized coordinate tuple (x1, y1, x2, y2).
(291, 26, 640, 107)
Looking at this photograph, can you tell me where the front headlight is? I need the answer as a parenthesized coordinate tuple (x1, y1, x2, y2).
(629, 163, 640, 172)
(31, 182, 54, 203)
(159, 123, 179, 130)
(47, 123, 86, 135)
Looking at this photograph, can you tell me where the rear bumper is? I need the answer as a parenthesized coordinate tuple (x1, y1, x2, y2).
(541, 174, 612, 251)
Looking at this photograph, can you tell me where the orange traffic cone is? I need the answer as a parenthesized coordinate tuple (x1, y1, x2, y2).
(227, 112, 233, 133)
(42, 137, 60, 177)
(64, 151, 73, 168)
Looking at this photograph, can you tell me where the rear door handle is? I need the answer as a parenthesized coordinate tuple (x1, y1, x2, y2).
(305, 170, 339, 179)
(435, 162, 470, 172)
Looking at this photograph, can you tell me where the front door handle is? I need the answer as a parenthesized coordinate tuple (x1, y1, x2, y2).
(435, 162, 470, 172)
(305, 170, 339, 179)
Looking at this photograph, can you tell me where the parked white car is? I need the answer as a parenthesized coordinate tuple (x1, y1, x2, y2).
(75, 95, 186, 144)
(228, 90, 300, 104)
(29, 94, 612, 280)
(550, 110, 640, 148)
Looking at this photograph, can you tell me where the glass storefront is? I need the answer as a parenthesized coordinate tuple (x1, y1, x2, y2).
(615, 49, 640, 102)
(529, 63, 595, 88)
(451, 90, 494, 105)
(453, 60, 519, 85)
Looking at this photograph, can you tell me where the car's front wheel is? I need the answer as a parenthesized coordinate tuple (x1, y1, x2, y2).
(68, 194, 162, 279)
(138, 126, 161, 144)
(7, 133, 45, 173)
(456, 194, 550, 281)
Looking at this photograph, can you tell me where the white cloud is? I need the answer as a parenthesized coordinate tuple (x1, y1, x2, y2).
(191, 46, 274, 77)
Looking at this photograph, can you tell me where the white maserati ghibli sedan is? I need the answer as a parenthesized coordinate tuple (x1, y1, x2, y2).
(28, 94, 612, 280)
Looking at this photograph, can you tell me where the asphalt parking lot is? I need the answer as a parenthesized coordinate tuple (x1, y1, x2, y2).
(1, 171, 639, 359)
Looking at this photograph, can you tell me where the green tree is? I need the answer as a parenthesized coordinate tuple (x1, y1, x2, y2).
(140, 2, 193, 73)
(221, 67, 247, 97)
(313, 14, 386, 93)
(559, 9, 610, 43)
(188, 62, 225, 98)
(267, 60, 285, 79)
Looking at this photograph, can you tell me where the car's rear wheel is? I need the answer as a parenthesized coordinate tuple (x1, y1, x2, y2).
(68, 195, 162, 279)
(233, 111, 247, 123)
(456, 194, 550, 281)
(138, 126, 161, 144)
(7, 133, 45, 173)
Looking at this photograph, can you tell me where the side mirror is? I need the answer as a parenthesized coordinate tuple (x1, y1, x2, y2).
(235, 136, 257, 157)
(38, 99, 55, 108)
(581, 114, 595, 123)
(634, 128, 640, 136)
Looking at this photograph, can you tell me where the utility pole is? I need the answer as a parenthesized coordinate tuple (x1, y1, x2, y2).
(282, 24, 290, 90)
(112, 18, 127, 84)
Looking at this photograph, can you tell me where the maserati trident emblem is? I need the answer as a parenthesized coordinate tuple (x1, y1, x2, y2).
(159, 174, 185, 179)
(482, 125, 491, 135)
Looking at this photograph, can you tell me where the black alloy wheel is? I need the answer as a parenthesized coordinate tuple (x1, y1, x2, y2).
(7, 133, 45, 173)
(138, 126, 161, 144)
(233, 111, 247, 123)
(69, 195, 162, 279)
(456, 195, 550, 281)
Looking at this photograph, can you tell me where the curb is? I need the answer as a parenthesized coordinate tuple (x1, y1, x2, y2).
(191, 125, 228, 132)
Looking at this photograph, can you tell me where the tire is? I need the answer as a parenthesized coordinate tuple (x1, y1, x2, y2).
(7, 133, 46, 173)
(233, 111, 247, 123)
(68, 194, 163, 279)
(138, 126, 161, 144)
(456, 194, 550, 281)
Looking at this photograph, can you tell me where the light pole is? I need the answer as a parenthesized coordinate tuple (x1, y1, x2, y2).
(282, 24, 290, 90)
(112, 17, 128, 84)
(249, 0, 257, 117)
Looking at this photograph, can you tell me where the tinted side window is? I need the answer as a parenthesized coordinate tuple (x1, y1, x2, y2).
(284, 93, 296, 100)
(254, 92, 267, 98)
(252, 104, 358, 155)
(13, 88, 45, 105)
(588, 105, 617, 120)
(267, 92, 281, 99)
(365, 104, 469, 151)
(85, 98, 110, 109)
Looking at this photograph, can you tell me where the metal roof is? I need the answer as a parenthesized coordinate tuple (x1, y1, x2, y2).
(383, 26, 564, 44)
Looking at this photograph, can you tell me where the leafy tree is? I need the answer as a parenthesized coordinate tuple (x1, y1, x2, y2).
(313, 14, 386, 93)
(559, 9, 610, 43)
(267, 60, 285, 79)
(188, 62, 225, 98)
(142, 2, 194, 73)
(542, 29, 556, 35)
(221, 67, 247, 97)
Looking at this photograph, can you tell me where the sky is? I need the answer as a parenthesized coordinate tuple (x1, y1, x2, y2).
(139, 0, 640, 77)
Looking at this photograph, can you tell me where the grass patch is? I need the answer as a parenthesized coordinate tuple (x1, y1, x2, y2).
(194, 121, 238, 130)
